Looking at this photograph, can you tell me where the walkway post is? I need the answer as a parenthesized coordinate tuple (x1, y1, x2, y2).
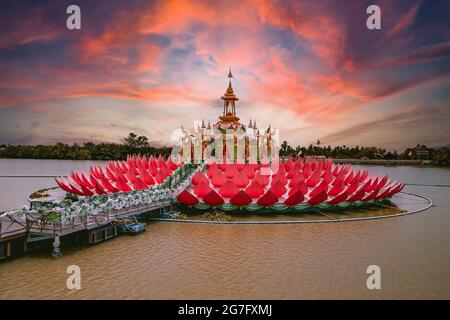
(52, 236, 62, 257)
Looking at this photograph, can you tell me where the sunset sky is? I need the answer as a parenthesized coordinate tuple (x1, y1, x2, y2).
(0, 0, 449, 150)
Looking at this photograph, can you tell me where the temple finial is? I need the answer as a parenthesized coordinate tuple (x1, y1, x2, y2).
(228, 68, 233, 78)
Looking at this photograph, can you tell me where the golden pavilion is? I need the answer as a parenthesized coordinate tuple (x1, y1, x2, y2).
(178, 70, 277, 164)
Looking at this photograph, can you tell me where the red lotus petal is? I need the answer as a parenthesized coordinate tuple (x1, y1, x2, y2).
(307, 190, 327, 205)
(166, 156, 178, 170)
(79, 184, 94, 196)
(224, 165, 238, 178)
(132, 177, 148, 191)
(100, 177, 118, 193)
(361, 178, 373, 192)
(374, 175, 388, 191)
(148, 165, 158, 176)
(157, 155, 165, 167)
(350, 171, 361, 185)
(219, 180, 239, 198)
(344, 171, 354, 184)
(286, 167, 298, 179)
(138, 167, 155, 185)
(284, 158, 293, 171)
(207, 165, 218, 178)
(120, 161, 128, 174)
(289, 172, 305, 187)
(177, 190, 199, 206)
(90, 166, 101, 180)
(320, 167, 330, 178)
(149, 155, 158, 172)
(203, 190, 225, 206)
(232, 171, 250, 188)
(302, 163, 312, 178)
(243, 165, 256, 179)
(332, 165, 340, 176)
(115, 178, 132, 192)
(257, 190, 279, 206)
(371, 177, 380, 192)
(126, 167, 137, 183)
(211, 171, 227, 187)
(289, 180, 307, 196)
(359, 170, 368, 182)
(388, 182, 405, 196)
(70, 172, 82, 185)
(362, 190, 378, 201)
(194, 181, 213, 197)
(322, 171, 334, 184)
(55, 178, 72, 193)
(192, 171, 207, 186)
(155, 170, 166, 184)
(309, 180, 328, 198)
(375, 186, 391, 199)
(346, 180, 360, 194)
(116, 170, 129, 185)
(284, 190, 304, 206)
(328, 181, 345, 196)
(331, 174, 343, 186)
(272, 171, 287, 185)
(347, 189, 365, 202)
(230, 190, 252, 206)
(245, 180, 265, 198)
(328, 192, 348, 205)
(269, 180, 287, 197)
(68, 183, 85, 196)
(253, 172, 269, 187)
(80, 173, 94, 189)
(105, 166, 117, 181)
(93, 179, 107, 195)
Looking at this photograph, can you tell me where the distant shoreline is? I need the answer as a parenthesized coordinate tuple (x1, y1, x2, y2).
(0, 157, 448, 168)
(331, 159, 434, 166)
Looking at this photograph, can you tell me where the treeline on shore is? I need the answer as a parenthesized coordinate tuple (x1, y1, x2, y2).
(279, 141, 450, 166)
(0, 133, 172, 161)
(0, 133, 449, 166)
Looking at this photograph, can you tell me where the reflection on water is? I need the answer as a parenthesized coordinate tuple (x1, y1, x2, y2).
(0, 159, 449, 299)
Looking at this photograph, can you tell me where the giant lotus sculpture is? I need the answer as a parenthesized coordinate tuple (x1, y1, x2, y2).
(176, 157, 404, 212)
(53, 71, 405, 214)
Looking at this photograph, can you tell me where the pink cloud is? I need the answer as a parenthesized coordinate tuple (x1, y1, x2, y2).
(1, 0, 448, 148)
(386, 1, 421, 37)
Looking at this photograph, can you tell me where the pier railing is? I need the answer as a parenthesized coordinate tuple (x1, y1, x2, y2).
(25, 199, 174, 236)
(0, 209, 27, 239)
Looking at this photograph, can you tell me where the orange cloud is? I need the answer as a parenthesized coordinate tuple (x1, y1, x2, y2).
(1, 0, 448, 148)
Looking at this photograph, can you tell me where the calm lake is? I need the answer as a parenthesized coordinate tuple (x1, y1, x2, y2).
(0, 159, 449, 299)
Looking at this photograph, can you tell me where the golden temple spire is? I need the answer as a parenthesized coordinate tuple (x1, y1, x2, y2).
(225, 68, 236, 96)
(218, 69, 240, 125)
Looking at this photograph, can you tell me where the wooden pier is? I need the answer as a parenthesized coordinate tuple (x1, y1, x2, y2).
(1, 162, 195, 259)
(1, 198, 176, 258)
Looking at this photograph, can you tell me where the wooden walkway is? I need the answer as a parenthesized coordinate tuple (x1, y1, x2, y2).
(1, 199, 174, 239)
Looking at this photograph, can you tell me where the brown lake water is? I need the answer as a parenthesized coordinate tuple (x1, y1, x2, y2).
(0, 159, 449, 299)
